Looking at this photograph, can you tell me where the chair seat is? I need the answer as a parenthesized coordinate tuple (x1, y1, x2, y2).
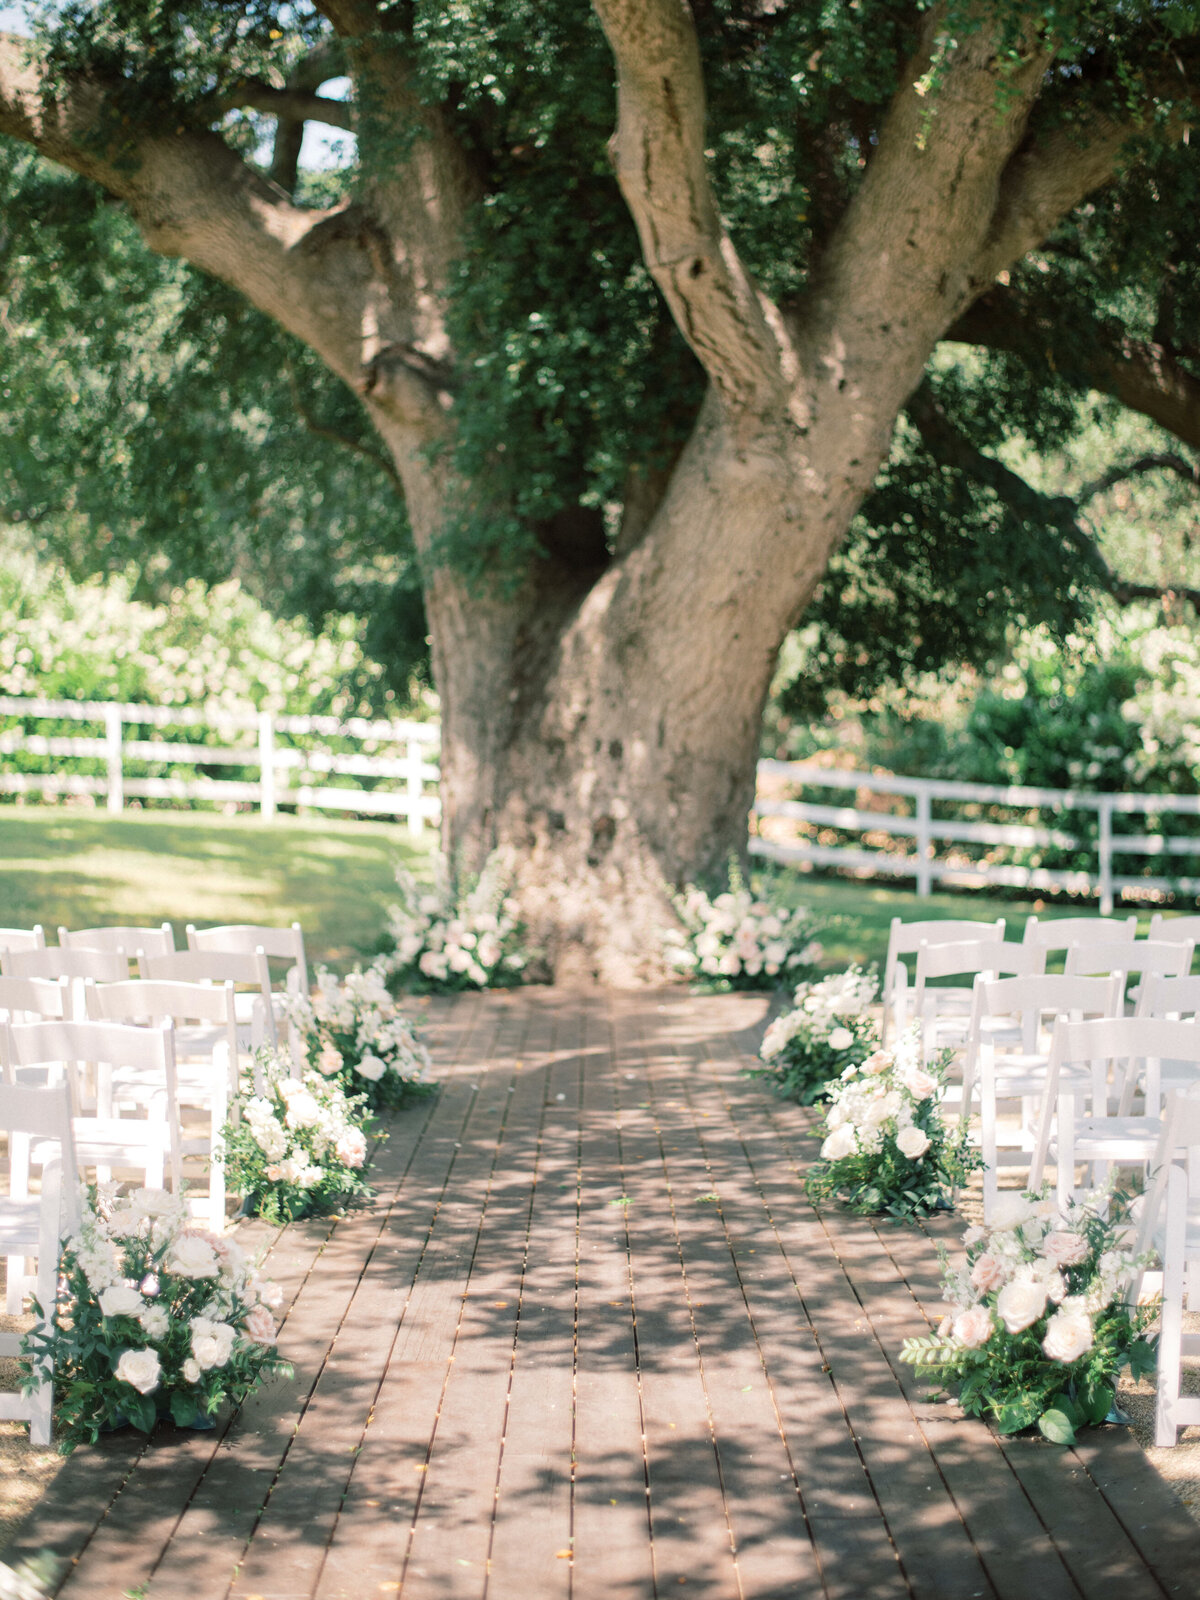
(1060, 1115, 1163, 1159)
(0, 1199, 42, 1256)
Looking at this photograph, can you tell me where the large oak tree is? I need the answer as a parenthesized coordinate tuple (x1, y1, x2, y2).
(2, 0, 1198, 980)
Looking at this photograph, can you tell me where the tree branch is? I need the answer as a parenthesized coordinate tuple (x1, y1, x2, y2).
(948, 289, 1200, 453)
(284, 361, 402, 486)
(907, 378, 1200, 612)
(1079, 452, 1200, 503)
(589, 0, 794, 418)
(219, 80, 354, 132)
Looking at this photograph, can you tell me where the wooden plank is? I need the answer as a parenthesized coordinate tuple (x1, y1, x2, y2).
(229, 995, 521, 1600)
(571, 993, 656, 1600)
(609, 995, 742, 1599)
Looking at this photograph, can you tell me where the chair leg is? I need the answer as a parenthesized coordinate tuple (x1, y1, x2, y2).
(1156, 1164, 1189, 1447)
(1056, 1090, 1077, 1212)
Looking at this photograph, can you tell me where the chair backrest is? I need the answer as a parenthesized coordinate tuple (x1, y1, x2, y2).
(85, 977, 237, 1031)
(0, 975, 68, 1023)
(0, 1071, 81, 1233)
(972, 972, 1123, 1048)
(882, 918, 1005, 1042)
(0, 947, 130, 983)
(914, 937, 1042, 989)
(1137, 974, 1200, 1021)
(186, 922, 307, 992)
(59, 924, 175, 959)
(1022, 915, 1137, 951)
(140, 947, 271, 992)
(1135, 1084, 1200, 1259)
(1064, 938, 1194, 980)
(0, 1016, 177, 1119)
(0, 927, 46, 955)
(1149, 914, 1200, 956)
(1047, 1014, 1200, 1121)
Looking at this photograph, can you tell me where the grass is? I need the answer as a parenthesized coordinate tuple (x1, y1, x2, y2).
(0, 805, 1173, 975)
(0, 808, 430, 967)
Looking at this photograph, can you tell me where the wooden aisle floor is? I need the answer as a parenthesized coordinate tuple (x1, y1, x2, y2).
(6, 988, 1200, 1600)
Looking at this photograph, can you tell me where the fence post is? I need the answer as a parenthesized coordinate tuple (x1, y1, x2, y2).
(407, 737, 424, 838)
(104, 704, 124, 814)
(915, 788, 933, 898)
(1098, 798, 1114, 915)
(258, 712, 276, 822)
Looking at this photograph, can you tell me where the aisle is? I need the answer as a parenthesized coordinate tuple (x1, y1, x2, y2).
(6, 989, 1199, 1599)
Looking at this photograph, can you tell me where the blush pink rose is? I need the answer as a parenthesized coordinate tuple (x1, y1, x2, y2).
(1042, 1232, 1090, 1268)
(243, 1305, 277, 1346)
(969, 1253, 1007, 1293)
(953, 1305, 994, 1348)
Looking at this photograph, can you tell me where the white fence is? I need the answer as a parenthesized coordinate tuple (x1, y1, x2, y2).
(751, 760, 1200, 914)
(4, 697, 1198, 911)
(0, 696, 440, 835)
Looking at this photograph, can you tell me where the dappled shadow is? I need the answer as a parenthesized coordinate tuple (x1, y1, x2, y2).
(10, 990, 1196, 1600)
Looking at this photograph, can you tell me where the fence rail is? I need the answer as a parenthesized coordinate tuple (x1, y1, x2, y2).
(751, 760, 1200, 912)
(0, 695, 440, 835)
(4, 697, 1198, 910)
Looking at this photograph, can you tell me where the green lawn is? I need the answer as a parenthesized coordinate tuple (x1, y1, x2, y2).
(0, 809, 430, 967)
(0, 806, 1164, 975)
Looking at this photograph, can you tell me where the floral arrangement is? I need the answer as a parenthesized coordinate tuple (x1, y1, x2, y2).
(382, 853, 532, 992)
(21, 1185, 288, 1452)
(898, 1189, 1155, 1443)
(754, 966, 880, 1104)
(664, 863, 824, 991)
(220, 1048, 375, 1224)
(283, 962, 434, 1112)
(805, 1033, 980, 1218)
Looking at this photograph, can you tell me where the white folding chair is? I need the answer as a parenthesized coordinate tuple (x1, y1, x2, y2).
(1064, 937, 1194, 1013)
(0, 928, 46, 955)
(0, 975, 69, 1024)
(1149, 914, 1200, 972)
(59, 923, 175, 959)
(0, 1017, 182, 1200)
(139, 947, 276, 1050)
(1029, 1016, 1200, 1208)
(0, 1079, 79, 1444)
(880, 918, 1006, 1045)
(961, 973, 1122, 1222)
(1131, 1087, 1200, 1445)
(85, 979, 239, 1231)
(1022, 915, 1138, 961)
(0, 947, 130, 1023)
(910, 937, 1044, 1063)
(187, 922, 308, 1005)
(1136, 974, 1200, 1022)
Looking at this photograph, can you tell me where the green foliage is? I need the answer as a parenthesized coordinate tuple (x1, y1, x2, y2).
(22, 1185, 289, 1452)
(221, 1048, 378, 1224)
(806, 1039, 981, 1219)
(899, 1189, 1156, 1444)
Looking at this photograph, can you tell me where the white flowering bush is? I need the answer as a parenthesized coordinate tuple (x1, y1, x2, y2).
(283, 963, 435, 1113)
(805, 1033, 980, 1218)
(382, 853, 533, 992)
(754, 966, 880, 1105)
(21, 1185, 288, 1452)
(664, 863, 825, 991)
(220, 1049, 375, 1223)
(899, 1189, 1156, 1443)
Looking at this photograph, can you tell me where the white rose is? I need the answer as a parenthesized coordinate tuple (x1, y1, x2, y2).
(821, 1124, 858, 1161)
(827, 1027, 854, 1051)
(354, 1053, 386, 1082)
(115, 1348, 161, 1395)
(297, 1165, 324, 1190)
(139, 1304, 171, 1340)
(895, 1125, 931, 1160)
(182, 1358, 202, 1384)
(953, 1305, 994, 1348)
(996, 1279, 1048, 1334)
(190, 1317, 236, 1371)
(990, 1193, 1037, 1230)
(335, 1129, 367, 1168)
(1042, 1306, 1095, 1363)
(900, 1065, 938, 1100)
(99, 1285, 145, 1319)
(131, 1188, 175, 1219)
(284, 1091, 321, 1129)
(168, 1236, 220, 1280)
